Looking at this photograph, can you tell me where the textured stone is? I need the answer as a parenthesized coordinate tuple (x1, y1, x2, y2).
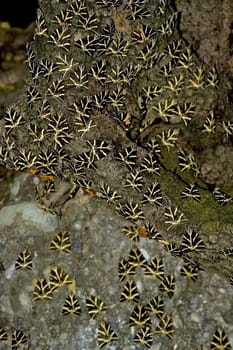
(0, 201, 58, 232)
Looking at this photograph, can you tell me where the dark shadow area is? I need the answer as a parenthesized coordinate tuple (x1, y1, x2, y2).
(0, 0, 38, 28)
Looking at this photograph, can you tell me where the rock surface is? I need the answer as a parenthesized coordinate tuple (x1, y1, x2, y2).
(0, 176, 232, 349)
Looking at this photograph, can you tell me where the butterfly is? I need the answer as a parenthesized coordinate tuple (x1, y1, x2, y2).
(118, 258, 136, 281)
(210, 327, 232, 350)
(0, 327, 7, 341)
(49, 230, 71, 253)
(33, 278, 53, 301)
(180, 263, 199, 282)
(15, 249, 32, 270)
(11, 330, 28, 350)
(86, 295, 108, 319)
(133, 326, 153, 348)
(128, 246, 147, 268)
(181, 228, 205, 252)
(128, 304, 151, 328)
(145, 295, 164, 319)
(159, 275, 175, 298)
(49, 266, 73, 291)
(144, 256, 165, 280)
(154, 314, 174, 340)
(120, 280, 140, 303)
(97, 321, 118, 349)
(62, 294, 81, 316)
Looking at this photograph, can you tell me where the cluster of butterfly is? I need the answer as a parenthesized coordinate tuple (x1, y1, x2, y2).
(14, 231, 72, 302)
(91, 133, 233, 290)
(0, 0, 207, 162)
(13, 230, 114, 348)
(120, 225, 205, 283)
(1, 0, 233, 348)
(0, 325, 230, 350)
(13, 229, 170, 349)
(0, 329, 28, 350)
(97, 138, 161, 206)
(116, 212, 233, 350)
(115, 234, 233, 349)
(1, 0, 232, 211)
(95, 139, 233, 239)
(118, 245, 174, 348)
(95, 140, 186, 230)
(12, 227, 206, 349)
